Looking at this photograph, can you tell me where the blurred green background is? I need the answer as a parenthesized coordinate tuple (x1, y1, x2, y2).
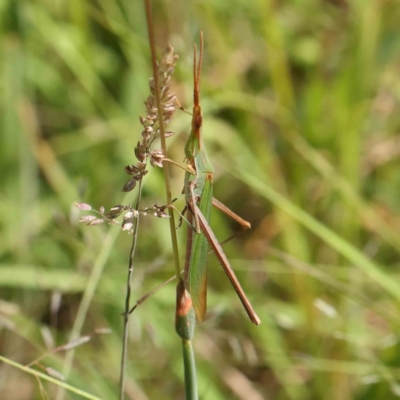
(2, 0, 400, 399)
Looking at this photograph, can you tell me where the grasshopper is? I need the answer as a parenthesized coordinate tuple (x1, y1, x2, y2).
(183, 33, 261, 326)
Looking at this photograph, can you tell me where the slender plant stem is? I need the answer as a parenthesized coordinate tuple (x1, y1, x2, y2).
(182, 340, 198, 400)
(56, 219, 123, 400)
(0, 355, 101, 400)
(143, 4, 198, 400)
(144, 0, 181, 279)
(119, 180, 143, 400)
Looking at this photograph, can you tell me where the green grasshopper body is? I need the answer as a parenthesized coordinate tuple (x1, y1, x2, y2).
(184, 33, 260, 325)
(184, 34, 213, 320)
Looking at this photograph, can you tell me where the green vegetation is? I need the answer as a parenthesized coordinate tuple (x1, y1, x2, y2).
(2, 0, 400, 399)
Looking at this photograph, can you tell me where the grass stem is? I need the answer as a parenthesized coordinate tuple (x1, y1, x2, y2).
(144, 0, 181, 280)
(119, 180, 143, 400)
